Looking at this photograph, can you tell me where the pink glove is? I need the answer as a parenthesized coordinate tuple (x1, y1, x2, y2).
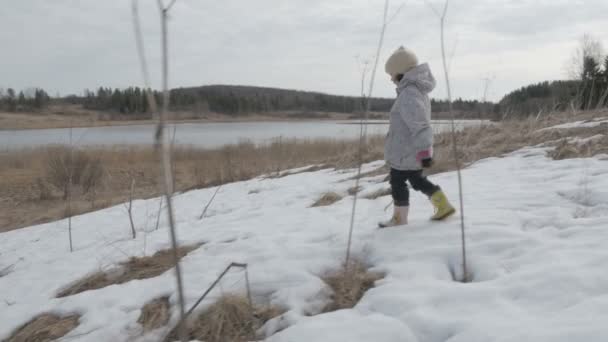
(416, 149, 431, 162)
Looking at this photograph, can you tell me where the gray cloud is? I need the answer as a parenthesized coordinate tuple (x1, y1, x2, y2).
(1, 0, 607, 102)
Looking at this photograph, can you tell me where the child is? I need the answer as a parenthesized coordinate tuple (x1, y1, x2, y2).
(379, 46, 455, 228)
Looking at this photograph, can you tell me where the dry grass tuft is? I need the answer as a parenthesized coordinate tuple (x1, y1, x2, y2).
(311, 192, 343, 207)
(5, 313, 80, 342)
(322, 259, 384, 313)
(57, 243, 202, 298)
(271, 164, 331, 179)
(347, 186, 362, 196)
(549, 135, 608, 160)
(363, 187, 392, 200)
(138, 296, 171, 333)
(45, 147, 104, 200)
(166, 294, 283, 342)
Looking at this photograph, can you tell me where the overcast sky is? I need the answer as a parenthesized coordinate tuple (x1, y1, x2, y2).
(1, 0, 607, 101)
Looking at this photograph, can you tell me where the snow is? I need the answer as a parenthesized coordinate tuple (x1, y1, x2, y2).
(2, 146, 608, 341)
(567, 134, 604, 145)
(540, 117, 608, 130)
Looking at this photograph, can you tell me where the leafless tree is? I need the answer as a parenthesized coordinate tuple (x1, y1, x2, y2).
(567, 34, 604, 80)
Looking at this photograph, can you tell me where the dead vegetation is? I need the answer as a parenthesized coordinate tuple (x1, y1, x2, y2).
(322, 259, 384, 312)
(0, 136, 383, 232)
(347, 186, 362, 196)
(5, 313, 80, 342)
(2, 110, 606, 232)
(363, 187, 392, 200)
(426, 111, 608, 175)
(549, 134, 608, 160)
(138, 296, 171, 333)
(45, 147, 104, 200)
(56, 244, 201, 298)
(311, 192, 343, 207)
(165, 294, 283, 342)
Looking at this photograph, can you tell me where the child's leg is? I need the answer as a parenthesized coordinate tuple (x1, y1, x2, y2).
(407, 170, 440, 197)
(390, 168, 410, 206)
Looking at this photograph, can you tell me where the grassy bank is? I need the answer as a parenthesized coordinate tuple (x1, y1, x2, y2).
(1, 110, 606, 232)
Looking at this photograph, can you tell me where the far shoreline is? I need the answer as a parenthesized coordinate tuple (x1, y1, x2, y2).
(0, 110, 486, 131)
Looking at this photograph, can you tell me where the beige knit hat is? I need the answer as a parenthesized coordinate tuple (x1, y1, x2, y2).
(385, 46, 418, 77)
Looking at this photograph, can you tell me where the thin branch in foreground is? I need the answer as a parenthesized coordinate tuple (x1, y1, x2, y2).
(67, 123, 74, 253)
(199, 185, 221, 220)
(127, 178, 136, 239)
(426, 0, 469, 282)
(154, 197, 163, 231)
(346, 0, 390, 269)
(131, 0, 187, 340)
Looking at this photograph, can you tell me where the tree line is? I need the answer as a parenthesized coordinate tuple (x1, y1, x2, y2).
(0, 88, 51, 112)
(1, 84, 490, 118)
(498, 35, 608, 118)
(69, 85, 491, 117)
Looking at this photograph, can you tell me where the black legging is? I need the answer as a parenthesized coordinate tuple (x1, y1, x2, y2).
(390, 168, 440, 206)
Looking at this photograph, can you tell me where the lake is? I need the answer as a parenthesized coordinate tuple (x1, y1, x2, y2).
(0, 120, 481, 150)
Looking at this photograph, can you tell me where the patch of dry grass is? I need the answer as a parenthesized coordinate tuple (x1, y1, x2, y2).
(363, 187, 392, 200)
(347, 186, 362, 196)
(0, 136, 384, 232)
(166, 294, 283, 342)
(5, 313, 80, 342)
(549, 135, 608, 160)
(311, 192, 343, 207)
(138, 296, 171, 333)
(322, 259, 384, 313)
(427, 111, 608, 175)
(56, 244, 202, 298)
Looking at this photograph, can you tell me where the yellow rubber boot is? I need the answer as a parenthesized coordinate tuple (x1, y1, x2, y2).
(430, 190, 455, 221)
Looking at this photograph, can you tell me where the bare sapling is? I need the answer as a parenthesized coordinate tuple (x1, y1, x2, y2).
(126, 178, 136, 239)
(346, 0, 390, 269)
(67, 123, 74, 252)
(131, 0, 187, 340)
(425, 0, 469, 282)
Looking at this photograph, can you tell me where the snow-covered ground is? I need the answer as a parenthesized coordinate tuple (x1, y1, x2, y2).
(2, 144, 608, 341)
(540, 116, 608, 131)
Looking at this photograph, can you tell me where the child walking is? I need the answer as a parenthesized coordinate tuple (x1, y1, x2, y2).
(379, 46, 455, 228)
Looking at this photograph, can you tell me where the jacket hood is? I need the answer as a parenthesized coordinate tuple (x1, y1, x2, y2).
(396, 63, 436, 94)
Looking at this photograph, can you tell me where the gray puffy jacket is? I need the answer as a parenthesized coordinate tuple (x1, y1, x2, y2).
(384, 63, 436, 171)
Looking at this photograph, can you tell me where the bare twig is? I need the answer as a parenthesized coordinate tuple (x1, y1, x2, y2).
(163, 262, 251, 341)
(0, 263, 16, 277)
(158, 2, 187, 340)
(132, 0, 159, 115)
(346, 0, 390, 268)
(132, 0, 186, 340)
(165, 0, 178, 11)
(127, 178, 136, 239)
(154, 197, 163, 230)
(199, 185, 221, 220)
(596, 86, 608, 109)
(185, 262, 249, 318)
(428, 0, 469, 282)
(387, 1, 407, 25)
(68, 122, 74, 252)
